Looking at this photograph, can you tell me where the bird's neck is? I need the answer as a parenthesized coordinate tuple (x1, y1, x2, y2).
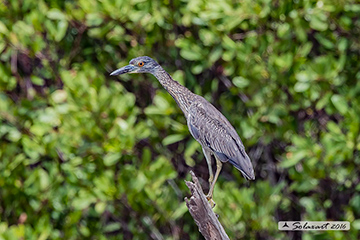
(152, 67, 195, 116)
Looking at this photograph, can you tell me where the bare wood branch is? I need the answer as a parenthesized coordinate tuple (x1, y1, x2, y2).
(185, 171, 230, 240)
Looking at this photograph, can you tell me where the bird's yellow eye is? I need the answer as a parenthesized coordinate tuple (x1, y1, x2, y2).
(138, 61, 144, 67)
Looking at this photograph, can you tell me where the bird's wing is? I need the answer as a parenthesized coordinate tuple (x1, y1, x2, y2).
(187, 97, 255, 180)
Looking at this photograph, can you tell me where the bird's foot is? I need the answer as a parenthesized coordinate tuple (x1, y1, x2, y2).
(206, 194, 216, 208)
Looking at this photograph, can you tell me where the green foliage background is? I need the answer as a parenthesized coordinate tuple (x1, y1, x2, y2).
(1, 0, 360, 239)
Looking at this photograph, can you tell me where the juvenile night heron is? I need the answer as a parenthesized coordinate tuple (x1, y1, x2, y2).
(111, 56, 255, 205)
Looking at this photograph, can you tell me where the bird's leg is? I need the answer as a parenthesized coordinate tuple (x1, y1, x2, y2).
(202, 148, 214, 185)
(206, 158, 222, 207)
(208, 170, 214, 185)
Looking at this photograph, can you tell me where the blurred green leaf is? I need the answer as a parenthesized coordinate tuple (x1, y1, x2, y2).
(162, 134, 186, 146)
(47, 9, 66, 20)
(280, 150, 308, 168)
(103, 152, 121, 166)
(331, 94, 348, 115)
(31, 76, 45, 86)
(180, 48, 202, 61)
(310, 13, 328, 31)
(233, 76, 250, 88)
(294, 82, 310, 92)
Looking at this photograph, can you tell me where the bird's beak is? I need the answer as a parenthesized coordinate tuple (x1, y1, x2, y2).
(110, 65, 137, 76)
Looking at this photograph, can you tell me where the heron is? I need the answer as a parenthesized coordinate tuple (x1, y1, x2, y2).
(110, 56, 255, 206)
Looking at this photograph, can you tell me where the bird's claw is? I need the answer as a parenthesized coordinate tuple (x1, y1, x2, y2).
(206, 194, 216, 208)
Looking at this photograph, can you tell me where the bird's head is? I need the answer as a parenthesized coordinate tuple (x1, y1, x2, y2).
(110, 56, 159, 76)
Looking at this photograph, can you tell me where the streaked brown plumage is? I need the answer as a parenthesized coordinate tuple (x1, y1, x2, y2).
(111, 56, 255, 206)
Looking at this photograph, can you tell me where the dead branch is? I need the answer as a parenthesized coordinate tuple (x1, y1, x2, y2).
(185, 171, 230, 240)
